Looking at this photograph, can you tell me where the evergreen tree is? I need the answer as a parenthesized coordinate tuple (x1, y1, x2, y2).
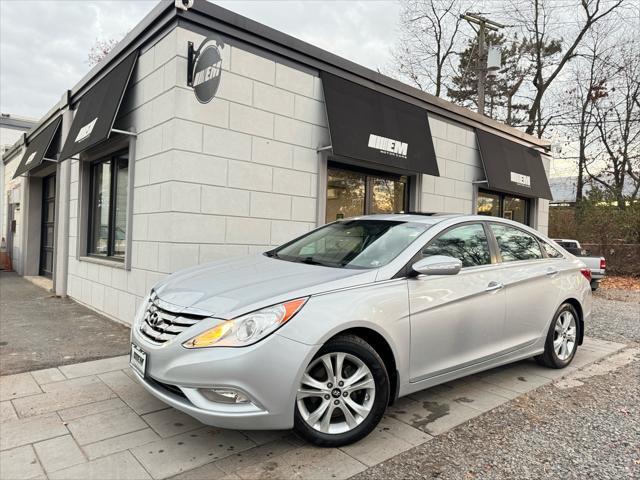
(448, 32, 536, 126)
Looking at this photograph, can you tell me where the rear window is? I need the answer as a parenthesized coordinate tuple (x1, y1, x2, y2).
(541, 241, 564, 258)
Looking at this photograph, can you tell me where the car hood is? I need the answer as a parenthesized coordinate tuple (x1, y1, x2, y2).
(153, 254, 377, 318)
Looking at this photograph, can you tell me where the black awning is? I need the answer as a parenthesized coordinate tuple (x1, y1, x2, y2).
(476, 130, 553, 200)
(321, 72, 439, 176)
(12, 116, 62, 179)
(60, 51, 138, 161)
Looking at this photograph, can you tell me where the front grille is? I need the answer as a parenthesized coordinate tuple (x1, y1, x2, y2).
(139, 292, 207, 345)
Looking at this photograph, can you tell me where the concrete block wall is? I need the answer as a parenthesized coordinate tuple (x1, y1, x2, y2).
(536, 154, 551, 235)
(424, 114, 482, 214)
(2, 149, 25, 275)
(67, 30, 184, 325)
(425, 114, 550, 234)
(66, 26, 327, 325)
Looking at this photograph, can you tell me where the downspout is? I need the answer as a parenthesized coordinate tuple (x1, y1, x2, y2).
(55, 99, 74, 297)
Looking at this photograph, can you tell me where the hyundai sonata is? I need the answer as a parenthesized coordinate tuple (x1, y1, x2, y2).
(130, 214, 591, 446)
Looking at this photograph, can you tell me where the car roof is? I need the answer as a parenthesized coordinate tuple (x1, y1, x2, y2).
(346, 213, 548, 232)
(347, 213, 466, 225)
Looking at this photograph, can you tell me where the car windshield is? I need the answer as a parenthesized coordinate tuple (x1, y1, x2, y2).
(268, 220, 430, 269)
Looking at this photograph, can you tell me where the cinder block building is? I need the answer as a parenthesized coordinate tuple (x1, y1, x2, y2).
(2, 0, 553, 324)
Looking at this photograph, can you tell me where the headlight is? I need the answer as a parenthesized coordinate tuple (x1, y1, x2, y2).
(183, 297, 307, 348)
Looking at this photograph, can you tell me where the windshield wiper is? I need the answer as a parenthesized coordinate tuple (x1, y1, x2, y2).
(300, 257, 324, 265)
(298, 257, 341, 267)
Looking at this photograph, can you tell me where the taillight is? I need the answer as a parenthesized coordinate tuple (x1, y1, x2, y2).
(599, 258, 606, 270)
(580, 268, 592, 282)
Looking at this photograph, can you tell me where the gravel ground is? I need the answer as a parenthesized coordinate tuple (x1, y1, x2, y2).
(354, 351, 640, 480)
(589, 288, 640, 343)
(353, 290, 640, 480)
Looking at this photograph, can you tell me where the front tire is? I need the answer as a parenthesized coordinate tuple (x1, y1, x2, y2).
(293, 334, 389, 447)
(535, 303, 579, 369)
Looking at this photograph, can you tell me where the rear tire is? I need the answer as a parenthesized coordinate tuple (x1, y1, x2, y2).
(535, 303, 580, 369)
(590, 280, 600, 291)
(293, 335, 389, 447)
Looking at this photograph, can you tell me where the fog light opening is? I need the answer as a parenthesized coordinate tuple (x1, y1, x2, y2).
(200, 388, 251, 404)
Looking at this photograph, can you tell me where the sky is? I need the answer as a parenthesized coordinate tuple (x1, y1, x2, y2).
(0, 0, 401, 120)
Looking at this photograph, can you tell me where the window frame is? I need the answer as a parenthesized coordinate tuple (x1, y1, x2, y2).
(76, 134, 135, 270)
(477, 189, 530, 225)
(87, 151, 129, 260)
(326, 162, 411, 222)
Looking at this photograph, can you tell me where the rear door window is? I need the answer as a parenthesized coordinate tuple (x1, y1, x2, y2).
(422, 224, 492, 268)
(490, 224, 543, 262)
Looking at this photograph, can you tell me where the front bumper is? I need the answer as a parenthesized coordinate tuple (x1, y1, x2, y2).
(130, 325, 316, 430)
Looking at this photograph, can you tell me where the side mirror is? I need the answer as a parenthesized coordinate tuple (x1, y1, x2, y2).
(412, 255, 462, 276)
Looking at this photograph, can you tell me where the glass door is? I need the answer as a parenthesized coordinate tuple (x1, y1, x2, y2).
(39, 174, 56, 277)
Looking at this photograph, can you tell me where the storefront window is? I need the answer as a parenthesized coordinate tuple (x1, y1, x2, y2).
(476, 190, 530, 225)
(326, 169, 365, 222)
(90, 162, 111, 255)
(326, 166, 408, 223)
(476, 191, 500, 217)
(503, 195, 527, 224)
(371, 177, 406, 215)
(88, 151, 128, 259)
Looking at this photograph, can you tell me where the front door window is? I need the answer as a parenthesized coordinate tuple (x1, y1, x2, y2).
(326, 166, 408, 223)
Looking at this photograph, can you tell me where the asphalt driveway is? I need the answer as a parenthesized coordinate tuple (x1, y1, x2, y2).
(0, 272, 130, 375)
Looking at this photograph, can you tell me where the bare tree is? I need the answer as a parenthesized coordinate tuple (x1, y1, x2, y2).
(392, 0, 465, 97)
(87, 38, 119, 67)
(558, 30, 613, 202)
(512, 0, 624, 137)
(585, 39, 640, 206)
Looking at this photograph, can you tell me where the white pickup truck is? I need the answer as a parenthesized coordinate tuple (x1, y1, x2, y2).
(553, 239, 606, 291)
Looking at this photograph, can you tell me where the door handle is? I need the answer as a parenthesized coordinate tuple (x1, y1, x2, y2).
(485, 281, 504, 292)
(545, 268, 559, 277)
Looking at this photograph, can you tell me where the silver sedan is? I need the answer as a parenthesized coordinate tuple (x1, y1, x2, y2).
(129, 214, 591, 446)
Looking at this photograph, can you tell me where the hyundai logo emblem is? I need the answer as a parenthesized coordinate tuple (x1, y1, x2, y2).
(148, 311, 161, 327)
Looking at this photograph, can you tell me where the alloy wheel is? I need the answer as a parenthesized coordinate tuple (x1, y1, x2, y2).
(296, 352, 376, 434)
(554, 311, 577, 361)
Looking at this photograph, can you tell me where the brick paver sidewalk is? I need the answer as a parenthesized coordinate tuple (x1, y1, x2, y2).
(0, 337, 625, 480)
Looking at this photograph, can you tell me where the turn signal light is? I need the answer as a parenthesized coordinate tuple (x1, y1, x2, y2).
(599, 258, 606, 270)
(580, 268, 592, 282)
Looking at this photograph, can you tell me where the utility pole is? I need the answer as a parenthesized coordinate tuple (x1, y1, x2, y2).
(461, 12, 504, 116)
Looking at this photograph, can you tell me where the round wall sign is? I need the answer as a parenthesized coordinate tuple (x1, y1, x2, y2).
(192, 43, 223, 104)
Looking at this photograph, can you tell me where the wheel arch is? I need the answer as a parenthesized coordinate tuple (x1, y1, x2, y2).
(562, 297, 584, 345)
(327, 327, 400, 406)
